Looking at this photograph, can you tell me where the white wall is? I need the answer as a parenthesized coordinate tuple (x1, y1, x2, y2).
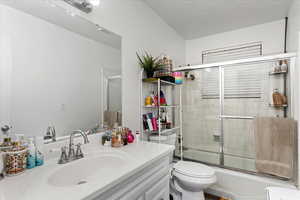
(186, 20, 285, 65)
(53, 0, 186, 131)
(287, 0, 300, 52)
(0, 6, 12, 129)
(0, 5, 121, 136)
(287, 0, 300, 188)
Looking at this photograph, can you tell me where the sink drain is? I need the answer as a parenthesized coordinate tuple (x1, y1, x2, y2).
(77, 180, 87, 185)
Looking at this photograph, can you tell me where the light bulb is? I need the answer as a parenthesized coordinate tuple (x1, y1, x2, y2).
(89, 0, 100, 6)
(96, 25, 104, 31)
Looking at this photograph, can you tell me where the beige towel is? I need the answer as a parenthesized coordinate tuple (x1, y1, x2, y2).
(254, 117, 297, 178)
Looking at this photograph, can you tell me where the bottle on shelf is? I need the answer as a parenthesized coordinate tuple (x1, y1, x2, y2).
(274, 61, 281, 73)
(282, 95, 288, 105)
(281, 60, 288, 72)
(145, 95, 152, 106)
(272, 89, 284, 107)
(160, 90, 167, 106)
(150, 113, 158, 131)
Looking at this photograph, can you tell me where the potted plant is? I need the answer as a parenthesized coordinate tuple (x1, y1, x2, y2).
(136, 51, 164, 78)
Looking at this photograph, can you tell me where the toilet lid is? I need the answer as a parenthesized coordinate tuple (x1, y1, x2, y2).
(173, 161, 215, 178)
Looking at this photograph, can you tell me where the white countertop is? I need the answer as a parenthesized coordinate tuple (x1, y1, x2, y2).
(267, 187, 300, 200)
(0, 139, 174, 200)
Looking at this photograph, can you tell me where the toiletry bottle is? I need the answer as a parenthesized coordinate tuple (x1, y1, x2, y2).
(143, 114, 149, 131)
(111, 130, 117, 147)
(282, 95, 288, 105)
(127, 130, 134, 143)
(121, 129, 128, 146)
(36, 150, 44, 166)
(26, 138, 36, 169)
(150, 91, 156, 106)
(160, 90, 167, 106)
(281, 60, 288, 72)
(145, 96, 152, 106)
(135, 131, 141, 143)
(151, 113, 158, 131)
(161, 110, 167, 123)
(35, 137, 44, 166)
(272, 89, 283, 106)
(146, 113, 154, 131)
(274, 61, 281, 72)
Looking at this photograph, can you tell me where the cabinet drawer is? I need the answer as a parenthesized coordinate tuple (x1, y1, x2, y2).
(145, 176, 169, 200)
(88, 156, 170, 200)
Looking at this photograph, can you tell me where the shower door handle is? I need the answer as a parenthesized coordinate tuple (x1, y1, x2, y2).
(219, 115, 255, 120)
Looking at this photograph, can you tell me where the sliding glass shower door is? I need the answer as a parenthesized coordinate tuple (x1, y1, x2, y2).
(222, 61, 285, 172)
(181, 67, 221, 165)
(180, 58, 291, 174)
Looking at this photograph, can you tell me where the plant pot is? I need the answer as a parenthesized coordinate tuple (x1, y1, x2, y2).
(146, 71, 154, 78)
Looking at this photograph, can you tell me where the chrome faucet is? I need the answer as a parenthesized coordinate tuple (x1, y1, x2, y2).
(69, 130, 89, 147)
(44, 126, 56, 142)
(58, 130, 89, 164)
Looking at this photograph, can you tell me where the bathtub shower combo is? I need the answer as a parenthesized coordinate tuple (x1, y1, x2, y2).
(173, 53, 298, 200)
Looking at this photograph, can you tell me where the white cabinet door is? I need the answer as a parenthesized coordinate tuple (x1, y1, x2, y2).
(145, 176, 169, 200)
(136, 195, 145, 200)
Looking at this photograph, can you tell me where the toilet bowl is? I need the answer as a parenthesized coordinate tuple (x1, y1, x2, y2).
(171, 161, 217, 200)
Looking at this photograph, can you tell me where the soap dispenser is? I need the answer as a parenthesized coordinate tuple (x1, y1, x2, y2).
(35, 137, 44, 166)
(26, 138, 36, 169)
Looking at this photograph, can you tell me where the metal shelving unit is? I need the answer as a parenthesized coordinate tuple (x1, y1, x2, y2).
(140, 72, 183, 159)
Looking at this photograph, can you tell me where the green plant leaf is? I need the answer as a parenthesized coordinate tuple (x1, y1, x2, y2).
(136, 51, 162, 73)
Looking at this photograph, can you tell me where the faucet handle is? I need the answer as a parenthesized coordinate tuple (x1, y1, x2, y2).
(75, 143, 84, 159)
(68, 143, 76, 160)
(58, 146, 68, 164)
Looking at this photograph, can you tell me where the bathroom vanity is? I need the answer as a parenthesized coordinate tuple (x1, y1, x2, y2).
(0, 134, 174, 200)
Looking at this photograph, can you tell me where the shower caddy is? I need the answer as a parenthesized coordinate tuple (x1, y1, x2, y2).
(269, 66, 289, 117)
(140, 71, 183, 159)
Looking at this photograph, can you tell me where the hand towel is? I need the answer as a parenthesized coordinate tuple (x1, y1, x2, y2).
(254, 117, 297, 178)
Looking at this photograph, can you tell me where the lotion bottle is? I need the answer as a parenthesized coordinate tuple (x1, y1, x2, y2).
(26, 138, 36, 169)
(35, 137, 44, 166)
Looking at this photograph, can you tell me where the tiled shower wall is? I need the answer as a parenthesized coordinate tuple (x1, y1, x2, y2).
(181, 62, 287, 171)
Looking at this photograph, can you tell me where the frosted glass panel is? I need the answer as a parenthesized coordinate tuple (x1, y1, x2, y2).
(223, 61, 288, 172)
(223, 119, 256, 171)
(223, 63, 285, 117)
(181, 68, 220, 165)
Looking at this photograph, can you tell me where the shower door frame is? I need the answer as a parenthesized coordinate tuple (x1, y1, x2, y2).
(174, 53, 297, 178)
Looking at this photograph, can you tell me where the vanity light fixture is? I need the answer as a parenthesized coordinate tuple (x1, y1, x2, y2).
(96, 24, 104, 31)
(63, 0, 93, 13)
(89, 0, 100, 7)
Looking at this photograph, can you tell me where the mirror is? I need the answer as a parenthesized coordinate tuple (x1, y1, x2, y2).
(0, 2, 122, 140)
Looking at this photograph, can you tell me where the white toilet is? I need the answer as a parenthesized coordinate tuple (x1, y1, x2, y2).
(170, 161, 217, 200)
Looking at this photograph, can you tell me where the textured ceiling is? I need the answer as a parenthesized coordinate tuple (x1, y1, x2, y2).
(143, 0, 293, 39)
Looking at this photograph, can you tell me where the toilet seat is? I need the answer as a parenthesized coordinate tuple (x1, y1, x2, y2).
(173, 161, 215, 178)
(171, 161, 217, 200)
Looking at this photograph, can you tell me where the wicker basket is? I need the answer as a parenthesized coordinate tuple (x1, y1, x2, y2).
(3, 147, 28, 176)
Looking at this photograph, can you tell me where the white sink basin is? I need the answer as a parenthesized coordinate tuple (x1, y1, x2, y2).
(48, 153, 128, 187)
